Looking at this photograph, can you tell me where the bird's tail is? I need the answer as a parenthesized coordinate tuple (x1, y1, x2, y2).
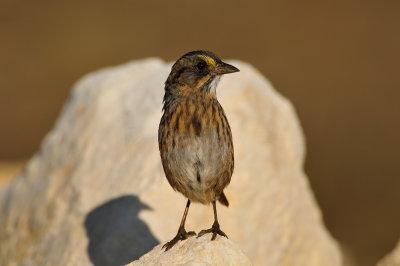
(218, 192, 229, 207)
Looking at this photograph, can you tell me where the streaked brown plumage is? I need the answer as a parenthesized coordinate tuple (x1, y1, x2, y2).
(158, 50, 239, 250)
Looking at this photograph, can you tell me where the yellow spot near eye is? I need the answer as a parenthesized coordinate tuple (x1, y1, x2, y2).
(199, 55, 216, 66)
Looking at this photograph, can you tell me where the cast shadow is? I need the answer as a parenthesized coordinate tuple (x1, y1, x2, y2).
(84, 195, 159, 266)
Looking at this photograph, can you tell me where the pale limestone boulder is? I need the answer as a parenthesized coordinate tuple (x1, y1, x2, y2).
(130, 236, 251, 266)
(0, 58, 341, 266)
(377, 240, 400, 266)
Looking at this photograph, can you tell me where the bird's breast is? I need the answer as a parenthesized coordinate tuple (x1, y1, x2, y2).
(161, 97, 231, 140)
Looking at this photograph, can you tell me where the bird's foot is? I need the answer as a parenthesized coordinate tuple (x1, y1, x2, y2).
(198, 221, 228, 240)
(162, 227, 196, 251)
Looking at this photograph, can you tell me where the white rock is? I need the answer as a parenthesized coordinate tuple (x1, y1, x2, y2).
(377, 240, 400, 266)
(0, 58, 341, 266)
(130, 236, 252, 266)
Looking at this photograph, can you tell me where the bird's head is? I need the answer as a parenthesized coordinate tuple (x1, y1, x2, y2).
(165, 50, 239, 96)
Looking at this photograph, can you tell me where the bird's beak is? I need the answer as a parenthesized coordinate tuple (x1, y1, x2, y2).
(215, 61, 240, 75)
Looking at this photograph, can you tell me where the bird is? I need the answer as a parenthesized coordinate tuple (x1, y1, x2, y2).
(158, 50, 239, 251)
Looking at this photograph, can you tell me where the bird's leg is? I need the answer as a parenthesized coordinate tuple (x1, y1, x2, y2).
(198, 200, 228, 240)
(163, 199, 196, 251)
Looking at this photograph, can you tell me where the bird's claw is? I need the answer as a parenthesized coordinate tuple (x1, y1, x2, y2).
(197, 221, 228, 240)
(162, 229, 196, 251)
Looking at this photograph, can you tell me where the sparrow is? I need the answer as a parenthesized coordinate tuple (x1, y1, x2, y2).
(158, 50, 239, 250)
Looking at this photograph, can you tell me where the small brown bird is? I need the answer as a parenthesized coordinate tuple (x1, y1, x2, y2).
(158, 50, 239, 250)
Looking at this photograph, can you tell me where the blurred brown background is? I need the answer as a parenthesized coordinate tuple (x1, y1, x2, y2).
(1, 1, 399, 265)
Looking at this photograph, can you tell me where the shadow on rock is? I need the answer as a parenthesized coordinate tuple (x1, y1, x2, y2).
(84, 195, 159, 266)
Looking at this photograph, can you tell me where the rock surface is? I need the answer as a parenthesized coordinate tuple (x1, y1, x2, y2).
(0, 58, 341, 265)
(377, 240, 400, 266)
(130, 236, 252, 266)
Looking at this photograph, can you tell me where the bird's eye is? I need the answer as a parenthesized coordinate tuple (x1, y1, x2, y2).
(197, 61, 206, 70)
